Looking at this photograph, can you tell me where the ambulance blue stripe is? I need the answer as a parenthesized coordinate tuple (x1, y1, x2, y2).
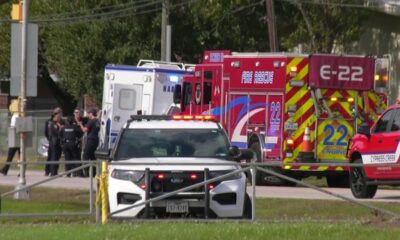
(105, 65, 193, 75)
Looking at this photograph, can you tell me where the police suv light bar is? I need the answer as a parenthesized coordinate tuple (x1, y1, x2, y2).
(129, 115, 216, 121)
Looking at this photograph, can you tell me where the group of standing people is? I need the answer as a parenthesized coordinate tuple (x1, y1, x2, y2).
(45, 107, 100, 177)
(0, 105, 100, 177)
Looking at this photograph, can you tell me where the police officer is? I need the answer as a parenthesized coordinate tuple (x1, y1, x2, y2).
(48, 112, 63, 176)
(44, 107, 62, 176)
(72, 108, 86, 177)
(62, 116, 83, 177)
(79, 108, 100, 177)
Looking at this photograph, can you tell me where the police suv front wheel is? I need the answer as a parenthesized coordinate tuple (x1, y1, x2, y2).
(349, 158, 377, 199)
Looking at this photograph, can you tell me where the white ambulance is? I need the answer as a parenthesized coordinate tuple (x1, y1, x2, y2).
(100, 60, 194, 150)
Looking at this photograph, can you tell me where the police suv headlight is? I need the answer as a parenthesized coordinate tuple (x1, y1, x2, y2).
(209, 170, 242, 181)
(111, 169, 144, 183)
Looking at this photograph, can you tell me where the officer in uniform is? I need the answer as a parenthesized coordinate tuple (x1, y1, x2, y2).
(72, 108, 86, 177)
(48, 112, 63, 176)
(79, 108, 100, 177)
(61, 116, 83, 177)
(44, 107, 62, 176)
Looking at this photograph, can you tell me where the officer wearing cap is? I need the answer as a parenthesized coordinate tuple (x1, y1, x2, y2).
(61, 116, 83, 177)
(79, 108, 100, 177)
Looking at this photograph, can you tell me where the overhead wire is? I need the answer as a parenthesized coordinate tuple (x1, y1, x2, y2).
(0, 0, 202, 25)
(279, 0, 386, 9)
(0, 0, 396, 25)
(29, 0, 153, 21)
(0, 0, 164, 25)
(31, 0, 164, 24)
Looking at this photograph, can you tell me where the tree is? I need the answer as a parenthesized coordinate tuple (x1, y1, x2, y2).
(0, 0, 370, 109)
(279, 0, 368, 53)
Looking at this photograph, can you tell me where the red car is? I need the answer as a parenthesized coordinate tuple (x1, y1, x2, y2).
(348, 104, 400, 198)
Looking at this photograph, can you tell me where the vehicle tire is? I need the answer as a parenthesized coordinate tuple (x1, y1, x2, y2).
(249, 142, 294, 186)
(326, 174, 350, 188)
(242, 193, 252, 219)
(249, 142, 265, 185)
(349, 158, 377, 198)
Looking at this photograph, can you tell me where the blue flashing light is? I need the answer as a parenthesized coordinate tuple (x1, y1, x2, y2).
(169, 75, 179, 83)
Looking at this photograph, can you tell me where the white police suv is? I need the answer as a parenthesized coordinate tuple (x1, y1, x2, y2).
(106, 115, 252, 218)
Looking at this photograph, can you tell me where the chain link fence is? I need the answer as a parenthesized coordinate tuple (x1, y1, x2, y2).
(0, 109, 52, 162)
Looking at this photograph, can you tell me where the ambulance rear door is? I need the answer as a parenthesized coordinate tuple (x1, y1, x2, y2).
(109, 83, 143, 147)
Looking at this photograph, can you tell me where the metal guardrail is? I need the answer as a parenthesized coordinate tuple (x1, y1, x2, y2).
(0, 160, 99, 220)
(1, 160, 400, 222)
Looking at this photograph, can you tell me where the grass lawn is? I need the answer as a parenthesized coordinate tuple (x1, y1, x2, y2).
(1, 186, 400, 240)
(1, 222, 400, 240)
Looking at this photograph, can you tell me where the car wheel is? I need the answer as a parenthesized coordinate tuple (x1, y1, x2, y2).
(242, 193, 252, 219)
(350, 158, 377, 198)
(249, 142, 295, 186)
(249, 142, 264, 185)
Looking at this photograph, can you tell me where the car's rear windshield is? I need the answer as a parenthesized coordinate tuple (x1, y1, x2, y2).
(114, 128, 231, 160)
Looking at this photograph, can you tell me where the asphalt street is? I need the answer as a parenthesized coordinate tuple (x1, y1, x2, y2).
(1, 170, 400, 202)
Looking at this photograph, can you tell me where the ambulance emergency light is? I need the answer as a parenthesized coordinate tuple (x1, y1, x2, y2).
(169, 75, 179, 83)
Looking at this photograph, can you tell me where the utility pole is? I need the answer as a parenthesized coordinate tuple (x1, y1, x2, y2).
(161, 0, 169, 61)
(14, 0, 29, 200)
(265, 0, 279, 52)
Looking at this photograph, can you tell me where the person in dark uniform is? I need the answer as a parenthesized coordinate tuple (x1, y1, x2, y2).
(79, 108, 100, 177)
(44, 107, 62, 176)
(61, 116, 83, 177)
(48, 112, 63, 176)
(72, 108, 87, 177)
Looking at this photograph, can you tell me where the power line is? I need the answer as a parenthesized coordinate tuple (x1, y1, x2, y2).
(209, 0, 264, 34)
(0, 0, 200, 26)
(29, 0, 153, 21)
(31, 0, 164, 24)
(0, 0, 163, 25)
(0, 0, 393, 25)
(280, 0, 383, 9)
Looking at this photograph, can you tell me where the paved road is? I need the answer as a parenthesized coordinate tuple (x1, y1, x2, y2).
(1, 170, 400, 202)
(0, 170, 93, 190)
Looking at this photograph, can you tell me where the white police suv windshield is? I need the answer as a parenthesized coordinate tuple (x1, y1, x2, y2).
(114, 128, 231, 160)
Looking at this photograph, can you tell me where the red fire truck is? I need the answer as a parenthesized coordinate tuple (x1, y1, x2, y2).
(176, 51, 390, 186)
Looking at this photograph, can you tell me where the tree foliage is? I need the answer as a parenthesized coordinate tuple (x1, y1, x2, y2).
(0, 0, 370, 107)
(279, 0, 368, 53)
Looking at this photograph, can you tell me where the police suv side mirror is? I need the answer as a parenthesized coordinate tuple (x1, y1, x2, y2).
(357, 124, 370, 137)
(173, 84, 182, 104)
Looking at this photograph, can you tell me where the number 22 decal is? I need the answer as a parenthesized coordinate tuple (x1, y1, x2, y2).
(270, 102, 281, 124)
(323, 125, 348, 146)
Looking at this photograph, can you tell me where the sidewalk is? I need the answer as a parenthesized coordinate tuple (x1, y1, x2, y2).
(0, 170, 94, 190)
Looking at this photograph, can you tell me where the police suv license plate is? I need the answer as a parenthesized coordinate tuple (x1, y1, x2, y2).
(166, 201, 189, 213)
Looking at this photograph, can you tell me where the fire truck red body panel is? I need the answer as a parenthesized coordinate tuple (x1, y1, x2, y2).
(180, 51, 389, 179)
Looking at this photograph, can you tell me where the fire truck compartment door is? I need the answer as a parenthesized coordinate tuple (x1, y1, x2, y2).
(110, 83, 143, 144)
(228, 94, 267, 149)
(316, 118, 353, 162)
